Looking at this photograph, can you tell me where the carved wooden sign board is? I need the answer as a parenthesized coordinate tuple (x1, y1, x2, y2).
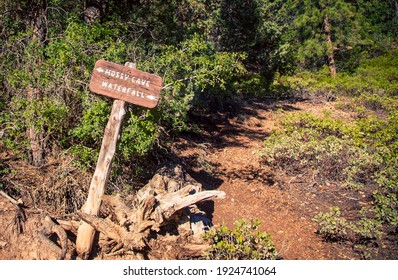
(89, 60, 162, 108)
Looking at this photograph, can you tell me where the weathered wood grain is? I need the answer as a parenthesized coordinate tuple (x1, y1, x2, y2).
(75, 98, 127, 259)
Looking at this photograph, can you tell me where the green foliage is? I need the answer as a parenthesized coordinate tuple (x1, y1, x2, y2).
(0, 97, 68, 155)
(312, 207, 382, 242)
(70, 99, 111, 146)
(219, 0, 259, 52)
(1, 17, 131, 159)
(1, 0, 396, 168)
(261, 113, 382, 189)
(272, 49, 398, 98)
(0, 105, 27, 154)
(356, 0, 398, 39)
(17, 97, 69, 136)
(143, 34, 246, 131)
(278, 0, 398, 72)
(69, 145, 98, 170)
(203, 219, 280, 260)
(218, 0, 293, 87)
(312, 207, 350, 241)
(261, 102, 398, 193)
(373, 191, 398, 226)
(119, 111, 157, 158)
(281, 0, 367, 69)
(0, 5, 246, 167)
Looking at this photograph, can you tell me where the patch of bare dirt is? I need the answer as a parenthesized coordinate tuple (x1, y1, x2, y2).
(171, 98, 360, 259)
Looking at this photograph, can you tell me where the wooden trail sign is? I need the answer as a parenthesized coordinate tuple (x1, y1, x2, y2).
(89, 60, 163, 108)
(76, 61, 161, 259)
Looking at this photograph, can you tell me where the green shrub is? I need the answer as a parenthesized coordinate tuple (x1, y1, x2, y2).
(203, 219, 280, 260)
(312, 207, 382, 242)
(118, 111, 158, 158)
(312, 207, 350, 241)
(69, 145, 98, 170)
(350, 217, 382, 241)
(261, 114, 382, 189)
(373, 191, 398, 226)
(143, 34, 246, 131)
(264, 51, 398, 257)
(70, 99, 111, 146)
(2, 97, 69, 155)
(1, 15, 247, 169)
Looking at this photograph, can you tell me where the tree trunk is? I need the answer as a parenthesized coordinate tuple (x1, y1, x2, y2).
(27, 0, 47, 167)
(324, 15, 337, 78)
(395, 1, 398, 22)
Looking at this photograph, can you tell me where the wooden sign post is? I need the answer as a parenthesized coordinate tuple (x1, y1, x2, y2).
(76, 61, 162, 259)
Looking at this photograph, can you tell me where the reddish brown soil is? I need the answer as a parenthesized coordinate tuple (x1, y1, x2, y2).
(171, 99, 358, 260)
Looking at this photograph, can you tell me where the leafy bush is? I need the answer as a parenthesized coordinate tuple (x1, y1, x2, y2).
(118, 111, 158, 158)
(373, 191, 398, 226)
(70, 99, 111, 146)
(312, 207, 382, 243)
(312, 207, 350, 241)
(203, 219, 280, 260)
(69, 145, 98, 170)
(261, 113, 382, 189)
(143, 35, 246, 131)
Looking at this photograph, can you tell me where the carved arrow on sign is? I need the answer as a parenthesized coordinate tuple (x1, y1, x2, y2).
(146, 95, 158, 101)
(89, 60, 163, 108)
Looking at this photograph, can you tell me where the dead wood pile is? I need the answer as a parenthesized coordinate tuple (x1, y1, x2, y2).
(0, 163, 225, 259)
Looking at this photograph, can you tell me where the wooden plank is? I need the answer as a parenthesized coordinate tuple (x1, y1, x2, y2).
(89, 60, 162, 108)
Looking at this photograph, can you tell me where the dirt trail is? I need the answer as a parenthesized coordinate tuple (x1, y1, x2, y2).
(172, 99, 354, 260)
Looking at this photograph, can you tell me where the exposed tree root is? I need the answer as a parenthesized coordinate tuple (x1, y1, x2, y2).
(76, 163, 225, 258)
(0, 194, 69, 259)
(0, 163, 224, 260)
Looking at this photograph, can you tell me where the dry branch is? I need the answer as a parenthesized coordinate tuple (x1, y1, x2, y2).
(0, 190, 23, 206)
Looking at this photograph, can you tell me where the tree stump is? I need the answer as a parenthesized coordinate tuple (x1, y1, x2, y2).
(78, 163, 225, 259)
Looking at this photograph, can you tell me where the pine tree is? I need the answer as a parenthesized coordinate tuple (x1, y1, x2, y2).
(27, 0, 48, 166)
(283, 0, 366, 76)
